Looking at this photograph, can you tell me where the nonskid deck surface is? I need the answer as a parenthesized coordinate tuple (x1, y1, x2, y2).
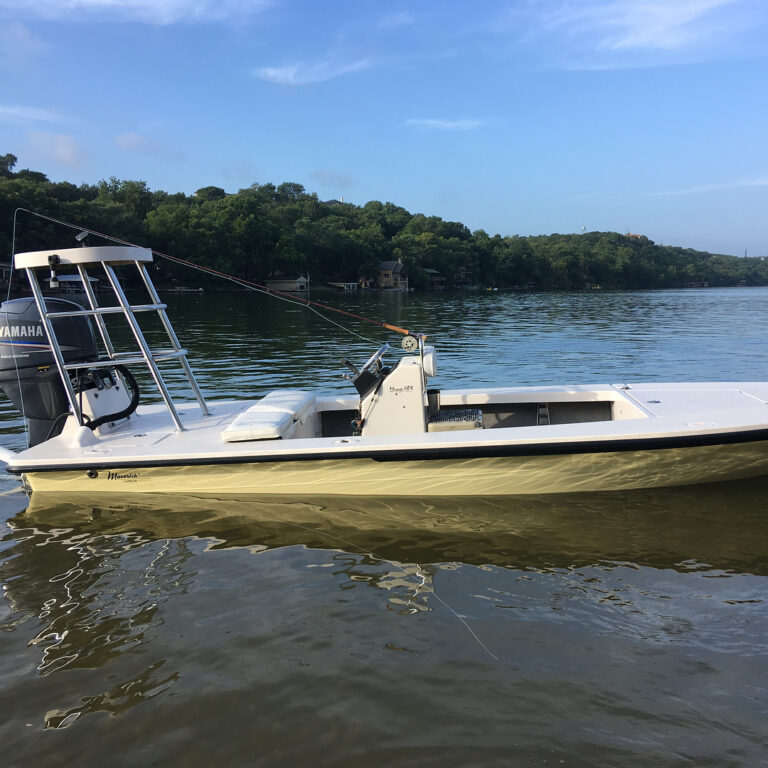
(7, 382, 768, 473)
(611, 382, 768, 418)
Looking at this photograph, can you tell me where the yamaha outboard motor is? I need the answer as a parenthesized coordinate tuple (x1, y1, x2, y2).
(0, 297, 98, 446)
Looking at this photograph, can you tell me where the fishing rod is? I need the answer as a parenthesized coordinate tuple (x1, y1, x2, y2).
(10, 208, 425, 341)
(156, 250, 423, 339)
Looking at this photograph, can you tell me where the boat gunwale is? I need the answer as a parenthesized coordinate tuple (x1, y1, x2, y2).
(7, 425, 768, 475)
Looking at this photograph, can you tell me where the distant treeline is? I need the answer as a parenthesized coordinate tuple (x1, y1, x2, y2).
(2, 152, 767, 290)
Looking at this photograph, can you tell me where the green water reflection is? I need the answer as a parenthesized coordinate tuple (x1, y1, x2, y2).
(12, 477, 768, 573)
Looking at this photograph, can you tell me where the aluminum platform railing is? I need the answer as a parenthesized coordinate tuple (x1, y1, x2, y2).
(14, 245, 210, 431)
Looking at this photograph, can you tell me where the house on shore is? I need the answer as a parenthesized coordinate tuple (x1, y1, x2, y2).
(265, 274, 310, 293)
(423, 268, 447, 290)
(378, 259, 408, 291)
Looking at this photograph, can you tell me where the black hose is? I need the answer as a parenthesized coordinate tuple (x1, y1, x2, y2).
(86, 365, 140, 430)
(45, 411, 71, 441)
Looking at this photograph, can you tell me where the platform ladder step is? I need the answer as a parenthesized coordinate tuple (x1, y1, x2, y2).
(21, 245, 210, 432)
(44, 303, 167, 318)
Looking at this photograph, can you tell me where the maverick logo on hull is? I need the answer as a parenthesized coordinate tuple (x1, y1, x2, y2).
(107, 470, 140, 481)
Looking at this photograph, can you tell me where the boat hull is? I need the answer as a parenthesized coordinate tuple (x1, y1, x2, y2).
(18, 438, 768, 495)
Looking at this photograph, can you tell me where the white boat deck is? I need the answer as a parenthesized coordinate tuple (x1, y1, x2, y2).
(8, 381, 768, 471)
(617, 381, 768, 419)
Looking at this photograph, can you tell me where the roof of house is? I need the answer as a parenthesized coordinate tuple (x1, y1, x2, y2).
(380, 260, 406, 273)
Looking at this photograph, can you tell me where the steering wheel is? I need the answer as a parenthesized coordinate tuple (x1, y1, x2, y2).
(357, 343, 390, 377)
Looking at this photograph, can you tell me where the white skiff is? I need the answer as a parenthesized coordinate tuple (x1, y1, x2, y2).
(1, 244, 767, 496)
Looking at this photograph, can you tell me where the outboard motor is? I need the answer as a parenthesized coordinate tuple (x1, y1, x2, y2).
(0, 297, 98, 446)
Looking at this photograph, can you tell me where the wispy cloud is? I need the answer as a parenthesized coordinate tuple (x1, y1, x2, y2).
(0, 23, 48, 66)
(0, 104, 66, 124)
(310, 169, 354, 189)
(405, 118, 484, 131)
(498, 0, 765, 70)
(115, 132, 185, 162)
(27, 132, 87, 170)
(0, 0, 273, 24)
(545, 0, 738, 52)
(648, 176, 768, 196)
(254, 57, 371, 85)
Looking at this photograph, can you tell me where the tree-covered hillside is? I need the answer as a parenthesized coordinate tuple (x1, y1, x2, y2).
(2, 153, 767, 290)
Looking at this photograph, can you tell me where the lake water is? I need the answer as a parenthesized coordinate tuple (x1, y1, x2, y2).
(1, 287, 767, 766)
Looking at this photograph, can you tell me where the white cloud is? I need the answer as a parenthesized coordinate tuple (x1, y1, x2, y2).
(254, 57, 371, 85)
(0, 0, 273, 24)
(545, 0, 738, 52)
(0, 104, 66, 124)
(497, 0, 765, 70)
(27, 132, 87, 169)
(115, 132, 185, 162)
(405, 118, 483, 131)
(0, 23, 48, 66)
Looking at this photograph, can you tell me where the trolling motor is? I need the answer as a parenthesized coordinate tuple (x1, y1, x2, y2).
(0, 297, 140, 446)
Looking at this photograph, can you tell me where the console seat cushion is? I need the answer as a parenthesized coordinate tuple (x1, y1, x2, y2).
(222, 390, 316, 442)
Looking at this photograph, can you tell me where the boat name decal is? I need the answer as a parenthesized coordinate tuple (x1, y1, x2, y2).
(389, 385, 414, 393)
(0, 325, 44, 338)
(106, 470, 140, 480)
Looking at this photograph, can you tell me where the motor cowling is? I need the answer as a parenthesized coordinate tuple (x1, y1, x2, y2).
(0, 297, 98, 446)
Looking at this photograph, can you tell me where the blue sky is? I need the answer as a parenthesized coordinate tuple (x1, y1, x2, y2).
(1, 0, 767, 256)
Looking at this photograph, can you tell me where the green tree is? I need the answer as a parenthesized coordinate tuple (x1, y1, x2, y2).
(0, 153, 17, 177)
(194, 186, 227, 201)
(2, 156, 768, 292)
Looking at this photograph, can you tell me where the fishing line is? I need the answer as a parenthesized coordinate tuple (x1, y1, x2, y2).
(281, 517, 499, 663)
(156, 257, 379, 345)
(10, 209, 422, 346)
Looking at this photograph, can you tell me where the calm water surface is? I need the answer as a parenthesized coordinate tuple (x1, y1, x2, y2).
(1, 287, 767, 766)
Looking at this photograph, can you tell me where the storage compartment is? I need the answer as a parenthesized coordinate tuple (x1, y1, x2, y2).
(441, 401, 613, 429)
(320, 408, 358, 437)
(548, 401, 612, 424)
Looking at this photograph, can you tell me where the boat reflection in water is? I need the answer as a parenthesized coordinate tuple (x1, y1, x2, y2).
(13, 478, 768, 574)
(2, 479, 767, 762)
